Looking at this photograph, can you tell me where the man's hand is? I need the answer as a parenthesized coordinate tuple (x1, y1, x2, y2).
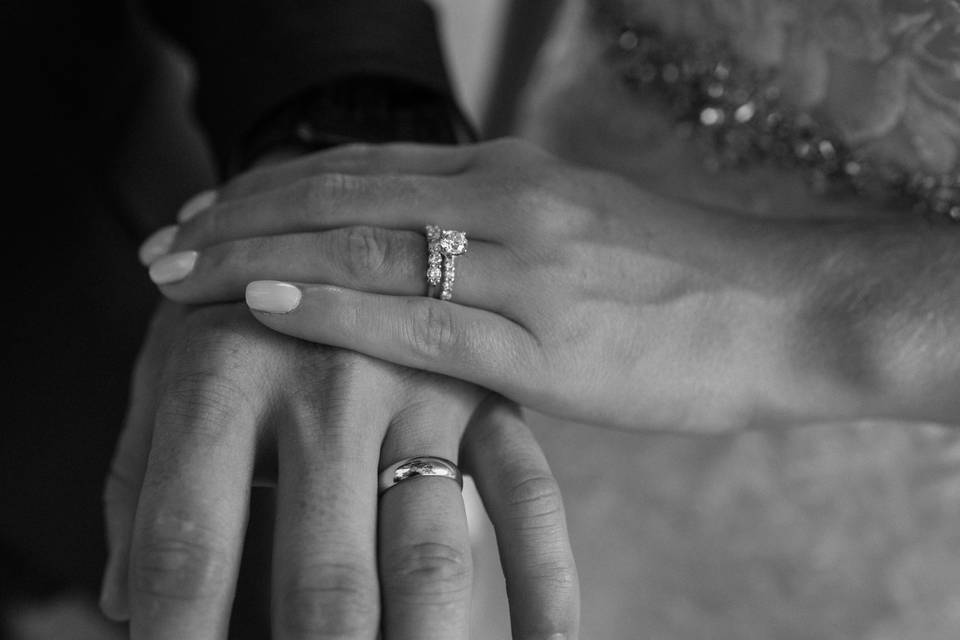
(99, 300, 578, 639)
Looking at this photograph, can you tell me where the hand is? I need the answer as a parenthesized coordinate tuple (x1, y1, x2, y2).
(146, 139, 836, 432)
(100, 299, 578, 639)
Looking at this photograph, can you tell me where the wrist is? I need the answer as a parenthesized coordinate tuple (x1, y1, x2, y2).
(764, 219, 960, 425)
(689, 215, 870, 428)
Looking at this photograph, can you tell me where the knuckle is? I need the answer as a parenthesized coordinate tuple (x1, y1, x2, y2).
(408, 300, 460, 359)
(506, 474, 564, 520)
(157, 369, 254, 443)
(312, 347, 382, 383)
(132, 518, 229, 600)
(278, 562, 379, 638)
(340, 226, 388, 280)
(382, 542, 471, 602)
(304, 172, 361, 219)
(287, 349, 392, 435)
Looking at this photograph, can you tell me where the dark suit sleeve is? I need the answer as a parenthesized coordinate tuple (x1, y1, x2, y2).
(145, 0, 458, 166)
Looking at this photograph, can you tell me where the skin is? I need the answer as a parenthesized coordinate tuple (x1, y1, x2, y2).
(101, 156, 580, 639)
(148, 139, 960, 434)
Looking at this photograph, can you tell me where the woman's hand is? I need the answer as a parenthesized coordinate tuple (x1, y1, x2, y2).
(145, 139, 860, 432)
(101, 301, 579, 639)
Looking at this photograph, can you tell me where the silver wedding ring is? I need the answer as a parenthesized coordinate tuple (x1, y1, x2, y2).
(425, 225, 468, 301)
(378, 456, 463, 496)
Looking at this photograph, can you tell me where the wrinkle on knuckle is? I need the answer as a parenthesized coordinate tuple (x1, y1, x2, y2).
(408, 300, 460, 360)
(506, 474, 564, 524)
(305, 173, 360, 222)
(157, 371, 254, 442)
(342, 226, 388, 281)
(278, 563, 378, 638)
(382, 541, 471, 601)
(173, 313, 265, 374)
(525, 559, 578, 592)
(132, 520, 229, 600)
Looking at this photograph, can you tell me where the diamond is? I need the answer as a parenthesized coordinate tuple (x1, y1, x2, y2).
(439, 230, 468, 255)
(427, 266, 442, 284)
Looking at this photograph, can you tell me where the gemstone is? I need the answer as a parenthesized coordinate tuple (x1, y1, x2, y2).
(427, 266, 442, 284)
(439, 230, 468, 255)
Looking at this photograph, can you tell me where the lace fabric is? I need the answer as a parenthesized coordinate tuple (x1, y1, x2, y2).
(591, 0, 960, 221)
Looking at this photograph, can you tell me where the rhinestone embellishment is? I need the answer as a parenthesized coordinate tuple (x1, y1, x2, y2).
(603, 17, 960, 222)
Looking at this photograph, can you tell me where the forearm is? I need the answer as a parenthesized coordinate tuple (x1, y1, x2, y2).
(724, 214, 960, 427)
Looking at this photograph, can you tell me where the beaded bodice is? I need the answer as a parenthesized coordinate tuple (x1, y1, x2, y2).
(586, 0, 960, 221)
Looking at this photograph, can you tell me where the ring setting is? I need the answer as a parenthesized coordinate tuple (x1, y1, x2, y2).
(378, 456, 463, 495)
(425, 225, 468, 301)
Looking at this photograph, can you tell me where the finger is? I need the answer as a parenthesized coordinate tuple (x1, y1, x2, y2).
(377, 381, 480, 640)
(462, 398, 580, 639)
(153, 227, 509, 311)
(170, 171, 482, 254)
(128, 338, 262, 639)
(272, 357, 389, 640)
(100, 341, 163, 620)
(246, 283, 540, 404)
(221, 143, 475, 201)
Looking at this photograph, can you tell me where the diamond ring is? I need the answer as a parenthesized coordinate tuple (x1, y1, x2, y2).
(425, 225, 468, 301)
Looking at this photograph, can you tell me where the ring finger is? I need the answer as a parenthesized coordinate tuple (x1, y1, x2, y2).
(150, 226, 512, 312)
(376, 381, 481, 640)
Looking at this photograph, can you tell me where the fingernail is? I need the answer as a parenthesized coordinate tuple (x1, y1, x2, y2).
(149, 251, 198, 285)
(246, 281, 302, 313)
(138, 225, 178, 266)
(177, 189, 217, 222)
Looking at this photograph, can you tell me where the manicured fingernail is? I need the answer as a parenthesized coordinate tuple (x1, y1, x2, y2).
(138, 225, 178, 266)
(246, 281, 302, 313)
(149, 251, 197, 285)
(177, 189, 217, 222)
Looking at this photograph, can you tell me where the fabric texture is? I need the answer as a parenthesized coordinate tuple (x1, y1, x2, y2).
(147, 0, 460, 170)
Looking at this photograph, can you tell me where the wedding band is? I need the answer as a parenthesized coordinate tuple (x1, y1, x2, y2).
(424, 225, 468, 301)
(378, 456, 462, 495)
(425, 225, 444, 291)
